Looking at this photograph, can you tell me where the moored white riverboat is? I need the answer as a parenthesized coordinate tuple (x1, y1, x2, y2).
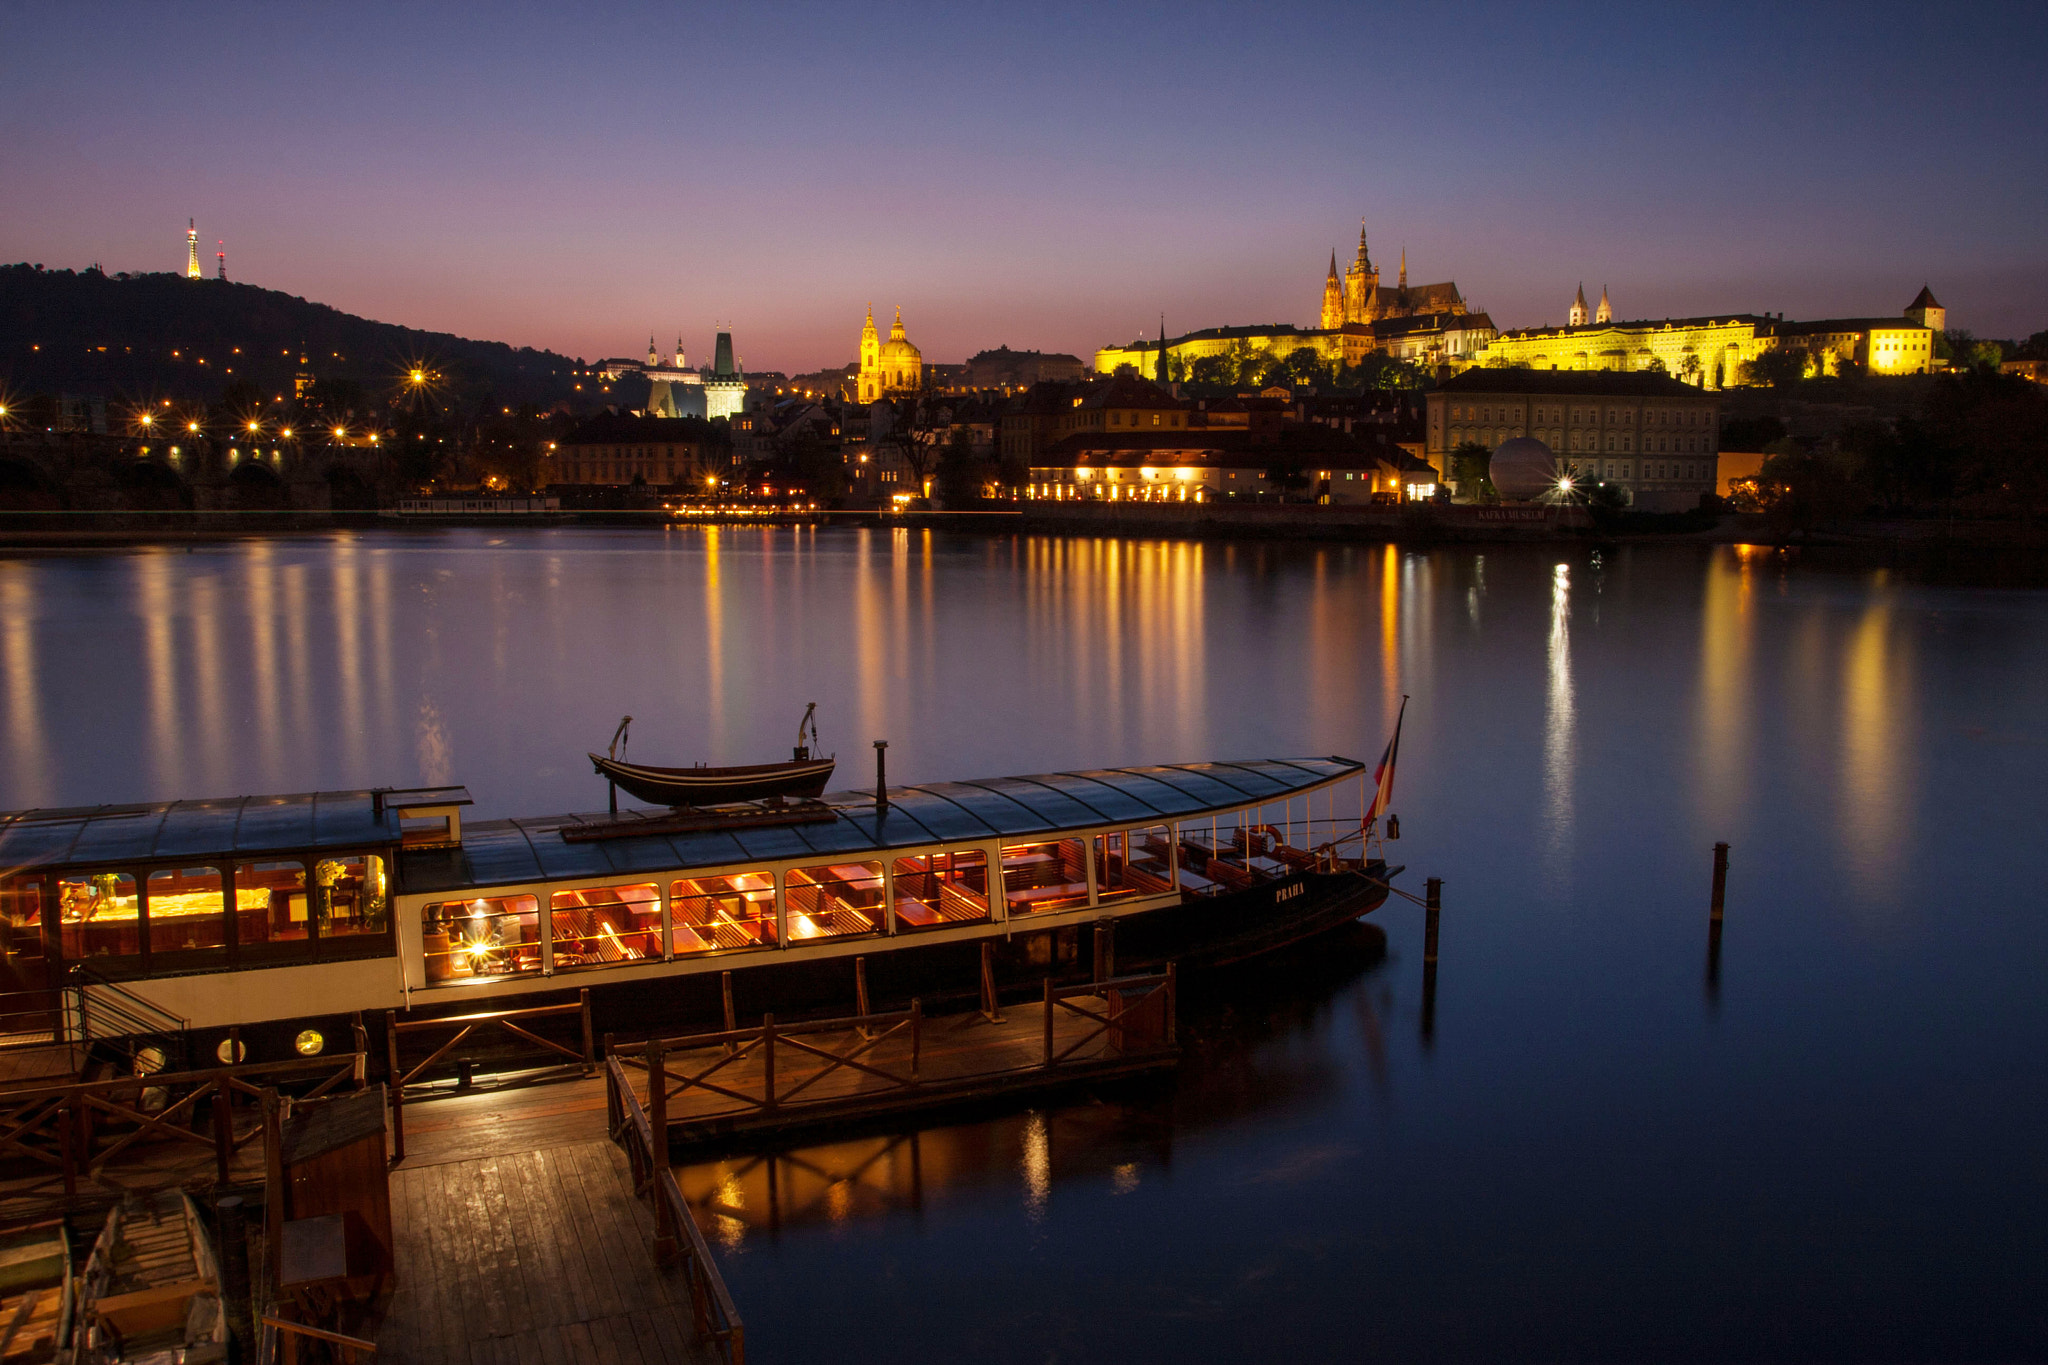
(0, 756, 1402, 1062)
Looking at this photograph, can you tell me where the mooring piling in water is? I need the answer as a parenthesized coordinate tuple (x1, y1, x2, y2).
(1710, 842, 1729, 922)
(1422, 877, 1441, 1045)
(1707, 842, 1728, 999)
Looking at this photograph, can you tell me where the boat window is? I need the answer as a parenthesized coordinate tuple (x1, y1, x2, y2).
(314, 855, 389, 938)
(891, 849, 989, 931)
(422, 895, 542, 983)
(234, 861, 308, 949)
(787, 862, 884, 941)
(146, 867, 229, 957)
(1092, 826, 1175, 902)
(550, 884, 661, 968)
(1001, 840, 1090, 915)
(58, 873, 139, 961)
(0, 874, 49, 994)
(671, 872, 777, 956)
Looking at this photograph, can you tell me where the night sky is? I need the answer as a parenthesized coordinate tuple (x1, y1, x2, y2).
(4, 1, 2043, 371)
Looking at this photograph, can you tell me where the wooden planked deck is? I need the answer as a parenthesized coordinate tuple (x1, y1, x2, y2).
(377, 1140, 717, 1365)
(390, 1075, 611, 1168)
(623, 986, 1179, 1150)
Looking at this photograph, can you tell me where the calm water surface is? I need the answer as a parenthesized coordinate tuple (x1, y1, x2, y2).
(2, 528, 2045, 1361)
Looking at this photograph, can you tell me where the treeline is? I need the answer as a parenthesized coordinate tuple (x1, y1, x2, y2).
(1727, 367, 2048, 529)
(0, 263, 584, 412)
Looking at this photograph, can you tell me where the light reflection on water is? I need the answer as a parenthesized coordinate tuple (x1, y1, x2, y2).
(1, 530, 2046, 1360)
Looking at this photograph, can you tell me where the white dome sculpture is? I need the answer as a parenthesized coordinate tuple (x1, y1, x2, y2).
(1489, 436, 1559, 501)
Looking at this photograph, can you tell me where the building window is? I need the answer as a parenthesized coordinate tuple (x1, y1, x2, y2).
(671, 872, 776, 954)
(550, 883, 660, 968)
(423, 895, 542, 983)
(892, 850, 990, 930)
(1093, 826, 1175, 900)
(146, 867, 228, 959)
(787, 862, 884, 940)
(58, 873, 140, 962)
(1002, 840, 1090, 915)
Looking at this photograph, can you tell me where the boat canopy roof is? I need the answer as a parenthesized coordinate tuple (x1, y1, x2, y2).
(0, 787, 465, 871)
(401, 758, 1364, 896)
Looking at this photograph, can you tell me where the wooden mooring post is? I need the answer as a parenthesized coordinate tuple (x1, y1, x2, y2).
(1707, 842, 1729, 999)
(1421, 877, 1441, 1046)
(385, 1008, 405, 1161)
(979, 941, 1004, 1023)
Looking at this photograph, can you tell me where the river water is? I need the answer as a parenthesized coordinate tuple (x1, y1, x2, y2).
(2, 527, 2044, 1361)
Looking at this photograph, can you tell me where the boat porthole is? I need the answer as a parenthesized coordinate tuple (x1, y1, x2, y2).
(294, 1029, 326, 1057)
(215, 1037, 247, 1065)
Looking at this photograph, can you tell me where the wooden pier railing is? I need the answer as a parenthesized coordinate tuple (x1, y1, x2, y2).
(0, 1051, 364, 1204)
(609, 1055, 747, 1365)
(608, 967, 1178, 1147)
(384, 990, 593, 1160)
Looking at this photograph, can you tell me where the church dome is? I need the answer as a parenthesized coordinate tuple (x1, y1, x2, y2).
(879, 336, 921, 362)
(1489, 437, 1559, 501)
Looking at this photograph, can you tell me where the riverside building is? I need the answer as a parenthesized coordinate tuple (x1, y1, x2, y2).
(1428, 370, 1720, 511)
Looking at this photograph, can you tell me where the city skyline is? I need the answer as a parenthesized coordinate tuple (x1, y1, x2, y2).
(3, 2, 2043, 373)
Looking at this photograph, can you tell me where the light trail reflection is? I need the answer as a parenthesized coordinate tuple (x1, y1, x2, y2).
(1543, 561, 1575, 890)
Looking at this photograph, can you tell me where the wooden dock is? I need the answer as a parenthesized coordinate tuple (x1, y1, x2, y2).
(610, 972, 1179, 1152)
(376, 1141, 719, 1365)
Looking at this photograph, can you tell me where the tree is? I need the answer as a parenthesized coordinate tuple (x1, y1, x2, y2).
(1280, 347, 1328, 389)
(1719, 415, 1786, 451)
(1677, 354, 1703, 386)
(935, 428, 991, 506)
(884, 397, 942, 496)
(1448, 440, 1494, 501)
(1738, 350, 1806, 388)
(776, 426, 845, 502)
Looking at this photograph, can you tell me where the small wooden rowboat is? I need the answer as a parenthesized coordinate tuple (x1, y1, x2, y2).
(589, 707, 835, 808)
(0, 1219, 71, 1365)
(588, 754, 838, 807)
(75, 1191, 225, 1365)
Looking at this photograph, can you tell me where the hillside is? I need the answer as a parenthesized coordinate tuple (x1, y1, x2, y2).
(0, 263, 584, 412)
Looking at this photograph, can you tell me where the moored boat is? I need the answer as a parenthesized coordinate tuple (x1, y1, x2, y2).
(74, 1192, 225, 1365)
(0, 1220, 71, 1365)
(588, 707, 836, 808)
(0, 718, 1409, 1061)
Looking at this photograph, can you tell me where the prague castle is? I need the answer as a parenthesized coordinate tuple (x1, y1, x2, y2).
(1095, 217, 1494, 378)
(1319, 222, 1469, 329)
(1477, 285, 1942, 387)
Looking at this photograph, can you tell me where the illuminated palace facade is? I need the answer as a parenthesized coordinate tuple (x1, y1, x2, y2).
(1476, 287, 1943, 387)
(1093, 220, 1495, 376)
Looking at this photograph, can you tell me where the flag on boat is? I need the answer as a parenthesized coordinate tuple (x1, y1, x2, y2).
(1365, 696, 1407, 827)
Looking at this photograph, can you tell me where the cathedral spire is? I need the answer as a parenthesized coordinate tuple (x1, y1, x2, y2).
(1327, 250, 1339, 282)
(1569, 284, 1590, 327)
(1356, 220, 1371, 272)
(1595, 285, 1612, 325)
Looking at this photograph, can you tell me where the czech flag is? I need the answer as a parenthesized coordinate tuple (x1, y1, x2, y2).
(1365, 695, 1408, 827)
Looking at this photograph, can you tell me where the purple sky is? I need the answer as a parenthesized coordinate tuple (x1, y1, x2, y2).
(4, 2, 2043, 371)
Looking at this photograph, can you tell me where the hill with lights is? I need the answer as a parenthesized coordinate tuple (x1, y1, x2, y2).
(0, 263, 583, 412)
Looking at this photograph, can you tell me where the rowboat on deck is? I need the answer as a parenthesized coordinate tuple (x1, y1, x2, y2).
(589, 707, 836, 808)
(0, 1220, 71, 1365)
(74, 1192, 226, 1365)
